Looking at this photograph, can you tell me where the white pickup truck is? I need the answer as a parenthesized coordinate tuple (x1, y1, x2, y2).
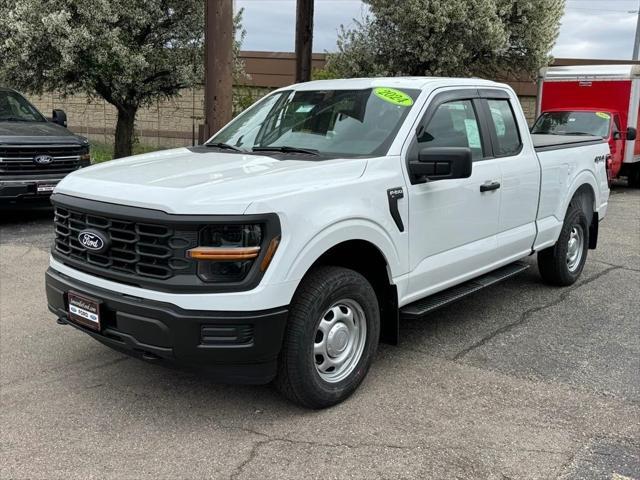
(46, 78, 610, 408)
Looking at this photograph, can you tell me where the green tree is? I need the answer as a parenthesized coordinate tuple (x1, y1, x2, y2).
(326, 0, 565, 79)
(0, 0, 244, 158)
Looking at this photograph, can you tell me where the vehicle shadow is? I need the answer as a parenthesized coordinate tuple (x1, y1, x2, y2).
(0, 204, 53, 225)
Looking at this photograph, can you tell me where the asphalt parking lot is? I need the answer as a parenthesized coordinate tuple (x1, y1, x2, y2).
(1, 186, 639, 480)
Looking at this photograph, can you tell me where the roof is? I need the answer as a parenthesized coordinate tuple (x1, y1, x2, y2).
(283, 76, 506, 91)
(540, 64, 640, 81)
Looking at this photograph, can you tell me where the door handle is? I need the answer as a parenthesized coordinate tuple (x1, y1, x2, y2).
(480, 181, 501, 192)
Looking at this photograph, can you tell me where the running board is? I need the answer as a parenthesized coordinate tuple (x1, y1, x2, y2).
(400, 261, 530, 320)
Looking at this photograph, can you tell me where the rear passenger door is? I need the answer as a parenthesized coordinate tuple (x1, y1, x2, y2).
(478, 90, 540, 260)
(404, 89, 503, 301)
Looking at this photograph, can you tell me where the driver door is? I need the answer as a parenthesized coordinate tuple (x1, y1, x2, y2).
(404, 89, 503, 302)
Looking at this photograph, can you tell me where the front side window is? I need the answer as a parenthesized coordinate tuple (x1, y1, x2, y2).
(613, 116, 621, 139)
(487, 99, 522, 156)
(418, 99, 484, 160)
(0, 90, 45, 122)
(210, 87, 420, 158)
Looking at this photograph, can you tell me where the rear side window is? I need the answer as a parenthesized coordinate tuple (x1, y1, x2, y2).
(487, 99, 521, 156)
(418, 100, 484, 160)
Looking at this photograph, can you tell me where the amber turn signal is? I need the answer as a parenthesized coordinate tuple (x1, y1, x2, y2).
(260, 236, 281, 272)
(187, 246, 261, 261)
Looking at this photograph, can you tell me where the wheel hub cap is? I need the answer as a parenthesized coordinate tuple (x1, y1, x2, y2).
(327, 324, 350, 357)
(566, 225, 584, 272)
(313, 299, 367, 384)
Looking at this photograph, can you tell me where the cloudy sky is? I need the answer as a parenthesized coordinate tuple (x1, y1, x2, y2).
(236, 0, 639, 60)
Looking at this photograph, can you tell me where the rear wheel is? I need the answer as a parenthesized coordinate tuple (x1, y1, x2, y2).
(538, 203, 589, 286)
(275, 266, 380, 409)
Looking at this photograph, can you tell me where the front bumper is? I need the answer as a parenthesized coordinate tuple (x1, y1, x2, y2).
(46, 268, 289, 384)
(0, 176, 63, 202)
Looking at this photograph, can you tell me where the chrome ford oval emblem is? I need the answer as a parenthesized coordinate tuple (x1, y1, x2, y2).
(78, 230, 109, 253)
(34, 154, 54, 165)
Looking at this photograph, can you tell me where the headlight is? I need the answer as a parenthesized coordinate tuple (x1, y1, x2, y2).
(79, 152, 91, 165)
(188, 224, 266, 283)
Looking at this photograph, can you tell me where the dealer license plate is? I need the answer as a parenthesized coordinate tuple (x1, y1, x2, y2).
(37, 183, 57, 194)
(67, 291, 101, 331)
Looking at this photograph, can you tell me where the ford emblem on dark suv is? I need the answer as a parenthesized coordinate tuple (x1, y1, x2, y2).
(33, 154, 54, 165)
(78, 230, 110, 254)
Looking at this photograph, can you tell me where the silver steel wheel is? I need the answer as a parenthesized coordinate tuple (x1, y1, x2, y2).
(313, 299, 367, 384)
(566, 224, 584, 272)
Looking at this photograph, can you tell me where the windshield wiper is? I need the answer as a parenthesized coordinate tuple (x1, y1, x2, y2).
(204, 142, 244, 152)
(559, 132, 594, 136)
(0, 117, 30, 122)
(252, 146, 319, 156)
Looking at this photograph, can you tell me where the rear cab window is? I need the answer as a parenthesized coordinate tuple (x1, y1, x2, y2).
(486, 99, 522, 156)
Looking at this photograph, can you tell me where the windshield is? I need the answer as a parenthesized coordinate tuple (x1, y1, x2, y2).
(0, 90, 46, 122)
(531, 111, 611, 138)
(208, 87, 420, 157)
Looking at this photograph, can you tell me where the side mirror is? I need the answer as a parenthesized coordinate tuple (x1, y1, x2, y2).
(409, 147, 472, 183)
(626, 127, 637, 141)
(52, 109, 67, 128)
(612, 131, 622, 141)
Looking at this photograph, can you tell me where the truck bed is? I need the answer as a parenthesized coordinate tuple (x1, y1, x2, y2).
(532, 134, 605, 152)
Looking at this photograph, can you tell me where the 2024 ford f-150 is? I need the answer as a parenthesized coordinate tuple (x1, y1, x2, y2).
(46, 78, 610, 408)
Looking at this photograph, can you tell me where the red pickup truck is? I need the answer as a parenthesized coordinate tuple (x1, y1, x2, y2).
(533, 64, 640, 187)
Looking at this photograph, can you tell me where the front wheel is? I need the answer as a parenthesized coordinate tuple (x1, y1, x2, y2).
(538, 203, 589, 286)
(628, 163, 640, 189)
(275, 266, 380, 408)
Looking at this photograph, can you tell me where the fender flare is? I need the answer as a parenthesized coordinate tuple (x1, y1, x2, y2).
(560, 169, 599, 221)
(283, 218, 402, 284)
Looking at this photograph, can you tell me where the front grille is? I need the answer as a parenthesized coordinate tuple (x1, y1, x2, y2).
(53, 206, 198, 281)
(0, 144, 86, 175)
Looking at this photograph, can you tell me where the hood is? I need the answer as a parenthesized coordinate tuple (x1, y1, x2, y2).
(55, 147, 368, 214)
(0, 121, 86, 144)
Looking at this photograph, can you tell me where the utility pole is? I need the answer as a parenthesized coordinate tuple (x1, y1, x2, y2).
(633, 6, 640, 61)
(203, 0, 233, 142)
(295, 0, 314, 83)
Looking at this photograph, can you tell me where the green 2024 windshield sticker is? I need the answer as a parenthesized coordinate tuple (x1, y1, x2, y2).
(374, 87, 414, 107)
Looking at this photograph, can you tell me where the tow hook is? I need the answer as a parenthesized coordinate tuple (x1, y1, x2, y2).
(141, 351, 161, 362)
(56, 317, 68, 325)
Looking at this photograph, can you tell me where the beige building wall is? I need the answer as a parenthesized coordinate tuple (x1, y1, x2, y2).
(29, 86, 271, 148)
(519, 96, 537, 125)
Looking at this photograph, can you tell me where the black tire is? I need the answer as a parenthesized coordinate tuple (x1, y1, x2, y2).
(628, 164, 640, 188)
(538, 202, 589, 286)
(275, 266, 380, 409)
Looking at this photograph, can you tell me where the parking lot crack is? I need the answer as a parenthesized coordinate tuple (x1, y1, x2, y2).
(224, 424, 573, 479)
(592, 259, 640, 273)
(225, 425, 425, 479)
(229, 436, 272, 480)
(453, 266, 621, 361)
